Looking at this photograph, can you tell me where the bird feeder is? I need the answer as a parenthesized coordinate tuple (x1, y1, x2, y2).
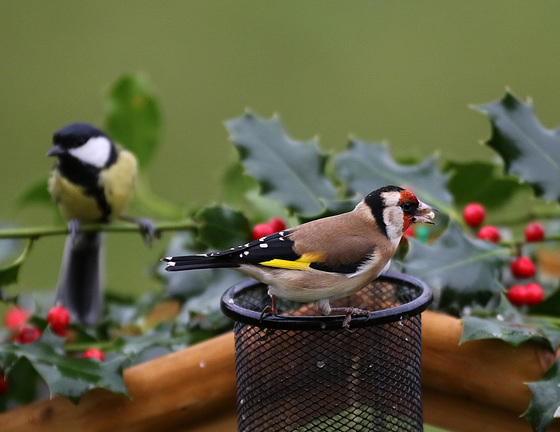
(220, 271, 432, 431)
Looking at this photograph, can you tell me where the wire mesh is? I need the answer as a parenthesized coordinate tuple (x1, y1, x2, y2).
(221, 271, 432, 432)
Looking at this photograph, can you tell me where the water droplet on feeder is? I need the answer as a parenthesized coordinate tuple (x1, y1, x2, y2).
(199, 361, 206, 368)
(320, 322, 327, 330)
(316, 361, 325, 368)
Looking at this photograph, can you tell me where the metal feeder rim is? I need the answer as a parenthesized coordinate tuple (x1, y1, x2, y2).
(220, 271, 432, 331)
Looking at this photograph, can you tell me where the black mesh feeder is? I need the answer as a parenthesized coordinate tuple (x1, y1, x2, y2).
(220, 271, 432, 432)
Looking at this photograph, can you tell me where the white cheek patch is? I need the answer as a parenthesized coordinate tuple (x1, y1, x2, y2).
(68, 136, 112, 168)
(383, 207, 404, 246)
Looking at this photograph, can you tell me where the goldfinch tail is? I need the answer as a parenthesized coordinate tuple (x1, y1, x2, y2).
(162, 254, 239, 272)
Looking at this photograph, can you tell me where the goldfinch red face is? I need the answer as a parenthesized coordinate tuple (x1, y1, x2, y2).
(376, 187, 436, 242)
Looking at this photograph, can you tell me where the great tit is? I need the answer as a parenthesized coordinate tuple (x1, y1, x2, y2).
(47, 122, 148, 325)
(163, 185, 436, 328)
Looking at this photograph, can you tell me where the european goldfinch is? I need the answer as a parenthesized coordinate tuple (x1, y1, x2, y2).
(47, 123, 151, 325)
(163, 185, 436, 328)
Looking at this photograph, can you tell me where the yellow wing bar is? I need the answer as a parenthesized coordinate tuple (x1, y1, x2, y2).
(259, 252, 325, 270)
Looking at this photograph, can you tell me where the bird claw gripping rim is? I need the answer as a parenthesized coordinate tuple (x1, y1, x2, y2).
(220, 271, 432, 432)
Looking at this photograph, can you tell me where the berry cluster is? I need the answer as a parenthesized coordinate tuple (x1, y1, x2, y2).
(251, 217, 287, 240)
(463, 202, 545, 307)
(0, 304, 105, 394)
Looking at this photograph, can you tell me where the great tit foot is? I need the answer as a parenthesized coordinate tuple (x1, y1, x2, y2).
(67, 219, 81, 237)
(137, 218, 157, 247)
(120, 216, 157, 247)
(329, 307, 370, 329)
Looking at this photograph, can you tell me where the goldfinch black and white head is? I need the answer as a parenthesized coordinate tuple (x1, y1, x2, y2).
(162, 185, 436, 328)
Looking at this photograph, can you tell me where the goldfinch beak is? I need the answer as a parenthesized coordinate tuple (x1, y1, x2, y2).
(413, 201, 438, 224)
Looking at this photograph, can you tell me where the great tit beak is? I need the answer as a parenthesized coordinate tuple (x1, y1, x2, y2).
(46, 144, 65, 157)
(413, 201, 438, 224)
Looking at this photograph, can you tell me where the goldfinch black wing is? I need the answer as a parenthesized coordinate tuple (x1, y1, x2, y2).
(163, 230, 368, 274)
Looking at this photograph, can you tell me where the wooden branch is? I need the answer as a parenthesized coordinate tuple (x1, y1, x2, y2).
(0, 311, 559, 431)
(0, 332, 236, 432)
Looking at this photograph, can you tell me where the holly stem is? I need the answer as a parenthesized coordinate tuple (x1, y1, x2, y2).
(498, 233, 560, 256)
(0, 220, 197, 240)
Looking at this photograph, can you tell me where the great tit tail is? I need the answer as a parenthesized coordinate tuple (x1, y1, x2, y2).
(55, 231, 104, 325)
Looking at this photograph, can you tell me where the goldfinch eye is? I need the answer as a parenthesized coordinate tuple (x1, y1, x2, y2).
(401, 201, 416, 214)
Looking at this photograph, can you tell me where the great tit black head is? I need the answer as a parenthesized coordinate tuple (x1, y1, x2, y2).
(47, 123, 116, 169)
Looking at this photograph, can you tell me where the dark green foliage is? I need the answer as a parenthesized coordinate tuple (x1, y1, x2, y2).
(3, 75, 560, 430)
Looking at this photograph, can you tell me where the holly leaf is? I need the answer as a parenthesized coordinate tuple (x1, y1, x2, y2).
(445, 160, 521, 209)
(334, 140, 452, 213)
(221, 162, 291, 222)
(461, 315, 560, 350)
(476, 92, 560, 201)
(0, 330, 128, 403)
(402, 223, 510, 312)
(105, 73, 162, 168)
(0, 357, 39, 409)
(160, 231, 243, 331)
(523, 358, 560, 432)
(0, 239, 33, 287)
(195, 205, 252, 251)
(529, 284, 560, 316)
(225, 112, 338, 218)
(15, 178, 53, 208)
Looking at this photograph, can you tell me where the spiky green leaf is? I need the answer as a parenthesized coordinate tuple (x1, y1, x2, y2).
(225, 112, 337, 218)
(335, 140, 452, 212)
(524, 358, 560, 432)
(15, 179, 53, 208)
(402, 223, 510, 312)
(0, 330, 128, 403)
(445, 160, 521, 209)
(476, 92, 560, 201)
(461, 315, 560, 350)
(0, 239, 33, 287)
(105, 73, 162, 168)
(196, 205, 251, 251)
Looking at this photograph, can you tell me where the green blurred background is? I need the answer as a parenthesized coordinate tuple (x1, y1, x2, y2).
(2, 1, 560, 298)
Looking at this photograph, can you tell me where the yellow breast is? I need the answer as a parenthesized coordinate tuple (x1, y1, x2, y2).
(48, 149, 137, 223)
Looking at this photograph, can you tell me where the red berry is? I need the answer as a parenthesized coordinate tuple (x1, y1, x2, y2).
(82, 348, 104, 361)
(0, 371, 7, 395)
(15, 325, 41, 344)
(507, 284, 527, 306)
(463, 203, 485, 227)
(251, 223, 275, 241)
(268, 217, 286, 232)
(47, 305, 70, 333)
(525, 222, 545, 242)
(4, 307, 30, 331)
(524, 282, 544, 306)
(477, 225, 500, 243)
(510, 256, 536, 279)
